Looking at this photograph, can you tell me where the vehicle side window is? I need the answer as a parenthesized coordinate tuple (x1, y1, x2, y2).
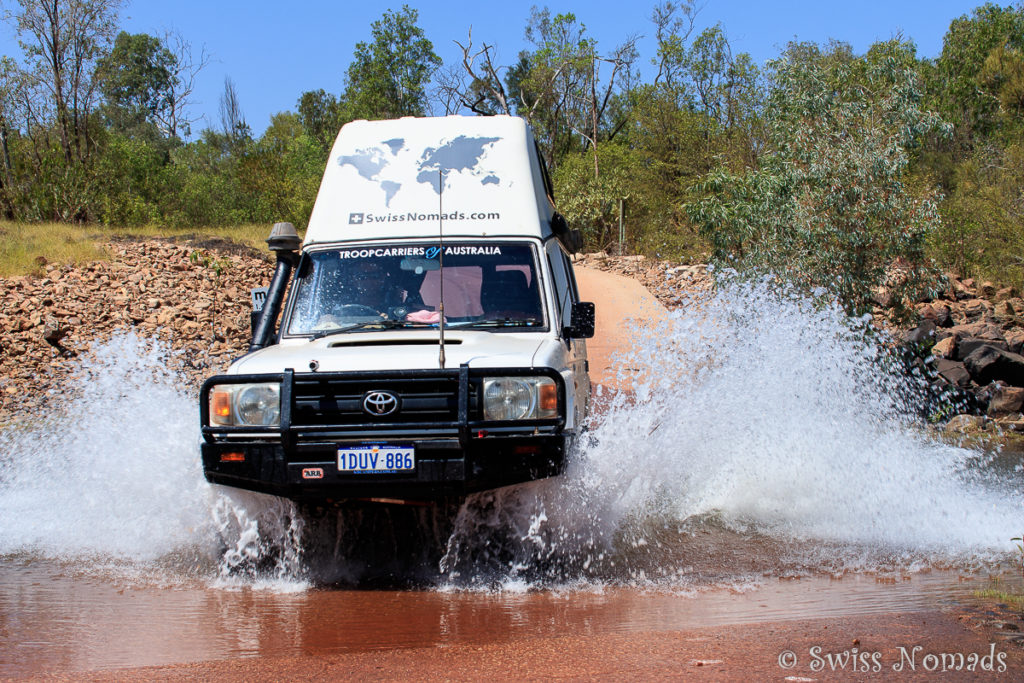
(534, 140, 556, 205)
(562, 250, 580, 303)
(547, 242, 572, 331)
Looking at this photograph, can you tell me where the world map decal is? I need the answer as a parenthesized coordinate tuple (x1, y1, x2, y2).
(337, 135, 503, 206)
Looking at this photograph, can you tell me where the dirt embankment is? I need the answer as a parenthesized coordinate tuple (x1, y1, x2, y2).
(0, 238, 270, 419)
(573, 250, 711, 310)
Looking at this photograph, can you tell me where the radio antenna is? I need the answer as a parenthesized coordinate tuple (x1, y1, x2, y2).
(438, 168, 446, 370)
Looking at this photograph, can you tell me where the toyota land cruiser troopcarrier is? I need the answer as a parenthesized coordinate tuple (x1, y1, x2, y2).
(200, 115, 594, 504)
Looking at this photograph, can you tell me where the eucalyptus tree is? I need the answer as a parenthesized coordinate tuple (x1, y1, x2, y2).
(5, 0, 122, 164)
(341, 5, 441, 120)
(512, 8, 637, 175)
(933, 2, 1024, 150)
(1, 0, 124, 219)
(687, 40, 949, 315)
(96, 31, 175, 142)
(296, 88, 343, 152)
(0, 56, 21, 218)
(920, 5, 1024, 286)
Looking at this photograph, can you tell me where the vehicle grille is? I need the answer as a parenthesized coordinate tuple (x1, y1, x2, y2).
(291, 375, 477, 427)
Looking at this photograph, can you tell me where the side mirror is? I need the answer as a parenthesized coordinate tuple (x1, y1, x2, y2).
(564, 301, 595, 339)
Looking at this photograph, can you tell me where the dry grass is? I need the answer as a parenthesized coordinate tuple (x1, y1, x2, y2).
(0, 222, 283, 277)
(0, 222, 109, 277)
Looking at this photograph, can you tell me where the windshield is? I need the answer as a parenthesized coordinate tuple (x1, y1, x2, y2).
(286, 242, 546, 336)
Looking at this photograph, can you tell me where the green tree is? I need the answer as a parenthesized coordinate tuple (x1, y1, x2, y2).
(933, 3, 1024, 149)
(685, 27, 763, 164)
(162, 129, 248, 227)
(979, 43, 1024, 123)
(687, 40, 948, 315)
(552, 141, 644, 251)
(96, 31, 176, 142)
(341, 5, 440, 120)
(917, 5, 1024, 287)
(0, 56, 23, 218)
(236, 112, 322, 227)
(513, 9, 636, 174)
(934, 141, 1024, 288)
(91, 129, 166, 224)
(7, 0, 122, 166)
(296, 88, 343, 152)
(650, 0, 698, 96)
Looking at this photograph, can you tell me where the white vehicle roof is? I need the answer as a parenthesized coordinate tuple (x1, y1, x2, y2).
(304, 115, 555, 246)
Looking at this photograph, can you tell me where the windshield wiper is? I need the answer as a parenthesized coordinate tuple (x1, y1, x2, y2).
(311, 319, 428, 339)
(458, 318, 543, 329)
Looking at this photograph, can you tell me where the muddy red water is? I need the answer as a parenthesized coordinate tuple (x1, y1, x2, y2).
(0, 558, 1018, 678)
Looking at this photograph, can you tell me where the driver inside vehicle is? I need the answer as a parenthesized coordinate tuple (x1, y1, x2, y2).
(347, 260, 406, 310)
(307, 259, 411, 329)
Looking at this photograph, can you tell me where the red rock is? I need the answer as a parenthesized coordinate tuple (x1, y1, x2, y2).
(996, 287, 1018, 301)
(1005, 328, 1024, 354)
(932, 337, 955, 358)
(989, 385, 1024, 416)
(962, 298, 993, 322)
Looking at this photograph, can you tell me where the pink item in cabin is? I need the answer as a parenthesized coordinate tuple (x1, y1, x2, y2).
(406, 309, 442, 324)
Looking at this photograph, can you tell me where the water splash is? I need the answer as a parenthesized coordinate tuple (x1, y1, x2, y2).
(440, 279, 1023, 586)
(1, 279, 1021, 591)
(0, 334, 209, 561)
(0, 333, 303, 586)
(210, 489, 307, 588)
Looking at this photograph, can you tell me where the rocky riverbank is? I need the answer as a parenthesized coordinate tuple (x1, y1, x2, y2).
(903, 278, 1024, 440)
(1, 237, 1021, 436)
(0, 237, 271, 420)
(573, 251, 712, 309)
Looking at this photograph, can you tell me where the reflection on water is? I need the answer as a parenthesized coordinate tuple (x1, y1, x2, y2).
(0, 558, 1017, 676)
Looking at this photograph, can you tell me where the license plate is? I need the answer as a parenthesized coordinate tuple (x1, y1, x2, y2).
(337, 444, 415, 473)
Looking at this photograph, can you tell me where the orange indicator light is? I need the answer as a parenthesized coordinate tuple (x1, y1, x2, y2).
(539, 383, 558, 413)
(212, 390, 232, 419)
(220, 451, 245, 463)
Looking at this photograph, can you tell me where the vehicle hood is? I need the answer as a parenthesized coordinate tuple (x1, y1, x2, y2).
(228, 331, 551, 375)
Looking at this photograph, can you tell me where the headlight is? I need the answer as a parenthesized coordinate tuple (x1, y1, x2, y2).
(209, 383, 281, 426)
(483, 377, 558, 420)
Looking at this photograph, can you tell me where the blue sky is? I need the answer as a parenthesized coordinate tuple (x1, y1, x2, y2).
(2, 1, 991, 136)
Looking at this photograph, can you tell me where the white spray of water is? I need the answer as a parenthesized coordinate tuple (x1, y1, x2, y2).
(0, 334, 209, 560)
(441, 280, 1022, 584)
(0, 280, 1020, 589)
(0, 333, 304, 585)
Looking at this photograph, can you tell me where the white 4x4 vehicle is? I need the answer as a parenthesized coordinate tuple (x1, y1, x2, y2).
(200, 115, 594, 504)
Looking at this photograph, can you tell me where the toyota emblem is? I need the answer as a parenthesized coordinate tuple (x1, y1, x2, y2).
(363, 391, 399, 416)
